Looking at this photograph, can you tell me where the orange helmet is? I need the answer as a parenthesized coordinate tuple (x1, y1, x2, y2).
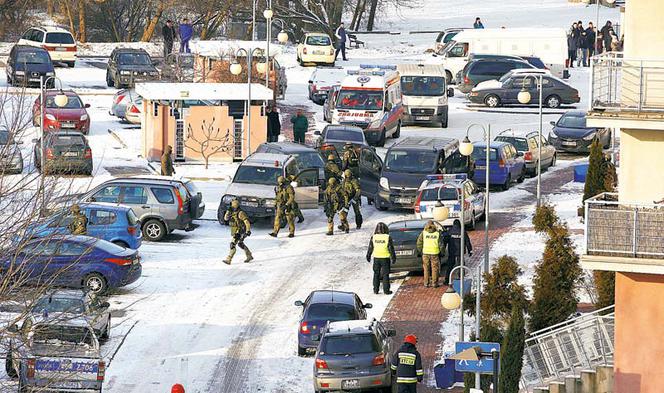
(404, 334, 418, 345)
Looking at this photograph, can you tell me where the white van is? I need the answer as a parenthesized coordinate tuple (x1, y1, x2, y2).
(437, 28, 567, 82)
(397, 64, 454, 128)
(332, 65, 404, 147)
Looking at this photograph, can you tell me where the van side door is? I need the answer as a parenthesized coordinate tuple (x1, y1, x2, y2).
(359, 147, 382, 200)
(293, 168, 320, 209)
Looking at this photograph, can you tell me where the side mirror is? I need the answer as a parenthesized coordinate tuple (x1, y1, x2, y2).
(549, 121, 556, 126)
(447, 88, 454, 97)
(294, 300, 304, 307)
(84, 103, 90, 108)
(100, 301, 110, 309)
(314, 131, 321, 136)
(363, 303, 373, 309)
(7, 324, 18, 333)
(387, 329, 397, 337)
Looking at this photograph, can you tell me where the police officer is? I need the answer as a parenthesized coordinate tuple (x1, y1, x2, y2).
(223, 199, 253, 264)
(366, 222, 396, 294)
(68, 204, 88, 235)
(270, 176, 296, 238)
(324, 154, 342, 183)
(288, 174, 305, 223)
(323, 177, 348, 235)
(446, 219, 472, 283)
(390, 334, 424, 392)
(341, 142, 359, 177)
(416, 221, 448, 288)
(341, 169, 362, 230)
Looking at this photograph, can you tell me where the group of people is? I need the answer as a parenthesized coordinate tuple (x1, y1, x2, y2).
(266, 106, 309, 145)
(161, 18, 194, 58)
(567, 20, 622, 68)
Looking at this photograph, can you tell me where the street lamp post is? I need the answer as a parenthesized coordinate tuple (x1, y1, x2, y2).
(517, 74, 544, 206)
(230, 47, 266, 157)
(263, 9, 273, 89)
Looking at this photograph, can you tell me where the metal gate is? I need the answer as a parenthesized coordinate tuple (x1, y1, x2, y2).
(233, 119, 244, 160)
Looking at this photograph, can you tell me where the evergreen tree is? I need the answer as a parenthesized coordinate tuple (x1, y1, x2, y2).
(593, 270, 615, 309)
(583, 138, 607, 203)
(530, 223, 583, 332)
(533, 203, 558, 234)
(499, 306, 526, 393)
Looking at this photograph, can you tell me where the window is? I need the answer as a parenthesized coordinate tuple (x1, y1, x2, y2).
(21, 30, 33, 40)
(92, 186, 121, 203)
(21, 241, 59, 256)
(45, 32, 75, 44)
(33, 30, 45, 43)
(151, 187, 175, 204)
(401, 76, 446, 96)
(89, 210, 117, 225)
(306, 35, 331, 46)
(420, 187, 458, 202)
(336, 90, 383, 111)
(34, 297, 85, 314)
(295, 170, 317, 187)
(121, 186, 148, 204)
(326, 128, 364, 143)
(16, 50, 50, 65)
(58, 241, 89, 256)
(471, 147, 498, 161)
(45, 95, 82, 109)
(385, 150, 437, 173)
(528, 138, 539, 150)
(118, 52, 151, 66)
(448, 43, 468, 58)
(305, 303, 357, 321)
(322, 334, 380, 355)
(233, 166, 281, 185)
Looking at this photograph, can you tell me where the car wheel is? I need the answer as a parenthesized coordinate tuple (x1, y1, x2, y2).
(393, 121, 401, 138)
(550, 154, 557, 168)
(84, 273, 108, 294)
(441, 110, 449, 128)
(67, 61, 75, 68)
(101, 316, 111, 340)
(106, 71, 113, 87)
(5, 350, 16, 378)
(143, 219, 166, 241)
(545, 95, 561, 109)
(484, 94, 501, 108)
(112, 240, 129, 248)
(517, 167, 526, 183)
(113, 74, 122, 89)
(445, 70, 453, 84)
(502, 174, 511, 191)
(377, 129, 387, 147)
(297, 345, 307, 357)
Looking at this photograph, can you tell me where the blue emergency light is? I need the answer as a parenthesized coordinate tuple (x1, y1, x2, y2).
(425, 174, 468, 182)
(360, 64, 397, 70)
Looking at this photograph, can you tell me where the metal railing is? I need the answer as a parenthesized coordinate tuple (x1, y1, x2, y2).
(585, 193, 664, 259)
(591, 52, 664, 113)
(521, 306, 615, 389)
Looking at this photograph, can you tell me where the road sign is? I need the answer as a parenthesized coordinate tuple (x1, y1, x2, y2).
(454, 341, 500, 374)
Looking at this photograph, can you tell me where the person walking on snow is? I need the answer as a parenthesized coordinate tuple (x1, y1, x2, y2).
(366, 222, 396, 295)
(162, 20, 177, 58)
(473, 17, 484, 29)
(334, 22, 348, 61)
(267, 105, 281, 142)
(391, 334, 424, 393)
(290, 109, 308, 144)
(161, 145, 176, 176)
(223, 199, 253, 264)
(179, 18, 193, 53)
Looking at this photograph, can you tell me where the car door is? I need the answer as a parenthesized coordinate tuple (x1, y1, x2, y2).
(120, 185, 152, 218)
(503, 76, 526, 103)
(354, 295, 367, 319)
(88, 184, 121, 204)
(466, 181, 484, 217)
(16, 240, 60, 284)
(358, 147, 382, 199)
(88, 208, 117, 241)
(52, 240, 91, 285)
(539, 135, 555, 166)
(293, 168, 320, 209)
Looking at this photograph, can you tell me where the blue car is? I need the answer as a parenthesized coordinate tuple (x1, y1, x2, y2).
(2, 236, 142, 294)
(471, 141, 526, 190)
(27, 203, 142, 249)
(294, 290, 372, 356)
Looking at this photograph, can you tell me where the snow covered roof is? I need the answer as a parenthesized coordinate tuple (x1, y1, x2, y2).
(397, 63, 445, 77)
(135, 83, 273, 101)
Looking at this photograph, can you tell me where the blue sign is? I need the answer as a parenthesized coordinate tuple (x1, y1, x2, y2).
(452, 279, 473, 296)
(454, 341, 500, 374)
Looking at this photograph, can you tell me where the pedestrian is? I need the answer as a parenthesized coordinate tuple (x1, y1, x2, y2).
(586, 22, 596, 63)
(577, 21, 588, 67)
(171, 384, 185, 393)
(324, 154, 342, 183)
(341, 169, 362, 230)
(601, 21, 613, 52)
(223, 199, 253, 264)
(566, 24, 578, 68)
(366, 222, 396, 295)
(473, 17, 484, 29)
(596, 32, 604, 55)
(390, 334, 424, 392)
(416, 221, 447, 288)
(266, 105, 281, 143)
(68, 204, 88, 235)
(162, 20, 177, 59)
(161, 145, 176, 176)
(446, 219, 472, 275)
(290, 109, 308, 144)
(179, 18, 193, 54)
(323, 178, 347, 236)
(270, 176, 296, 238)
(341, 141, 359, 178)
(334, 22, 348, 61)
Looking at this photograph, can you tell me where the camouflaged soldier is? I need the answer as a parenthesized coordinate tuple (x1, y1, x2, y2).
(341, 142, 360, 178)
(68, 204, 88, 235)
(341, 169, 362, 230)
(223, 199, 253, 264)
(324, 154, 342, 183)
(288, 174, 305, 223)
(270, 176, 296, 238)
(324, 177, 348, 235)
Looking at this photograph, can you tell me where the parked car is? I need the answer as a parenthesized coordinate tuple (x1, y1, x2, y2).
(322, 84, 341, 123)
(495, 130, 557, 174)
(130, 175, 205, 220)
(455, 54, 525, 85)
(414, 174, 485, 229)
(110, 88, 142, 120)
(255, 142, 326, 186)
(388, 219, 448, 272)
(18, 26, 77, 67)
(457, 58, 534, 93)
(308, 67, 345, 105)
(519, 55, 547, 69)
(468, 69, 580, 108)
(297, 32, 336, 66)
(33, 130, 93, 175)
(70, 177, 196, 242)
(32, 89, 91, 134)
(26, 202, 142, 249)
(0, 127, 24, 175)
(5, 45, 55, 87)
(314, 124, 368, 150)
(1, 235, 142, 294)
(6, 316, 105, 392)
(313, 319, 395, 392)
(549, 110, 611, 153)
(106, 47, 160, 88)
(124, 95, 143, 124)
(471, 141, 526, 190)
(31, 290, 111, 340)
(294, 290, 372, 356)
(434, 28, 468, 55)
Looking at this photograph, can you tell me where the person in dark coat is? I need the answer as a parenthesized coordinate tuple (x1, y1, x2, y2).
(447, 219, 472, 273)
(161, 145, 176, 176)
(366, 222, 396, 294)
(334, 22, 348, 61)
(179, 18, 193, 53)
(290, 109, 308, 144)
(577, 21, 588, 67)
(585, 22, 596, 62)
(390, 334, 424, 392)
(473, 17, 484, 29)
(601, 21, 613, 53)
(162, 20, 177, 58)
(266, 105, 281, 142)
(567, 24, 578, 68)
(596, 32, 604, 54)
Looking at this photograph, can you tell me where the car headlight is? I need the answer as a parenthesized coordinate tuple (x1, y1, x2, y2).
(80, 114, 88, 121)
(548, 132, 557, 140)
(45, 114, 56, 121)
(120, 70, 131, 75)
(379, 177, 389, 190)
(149, 71, 159, 76)
(368, 119, 381, 130)
(46, 71, 55, 76)
(583, 133, 596, 141)
(15, 71, 25, 76)
(264, 199, 276, 208)
(438, 97, 447, 105)
(222, 195, 236, 204)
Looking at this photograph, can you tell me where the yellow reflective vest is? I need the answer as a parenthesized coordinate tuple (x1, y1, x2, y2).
(422, 231, 440, 255)
(372, 234, 391, 258)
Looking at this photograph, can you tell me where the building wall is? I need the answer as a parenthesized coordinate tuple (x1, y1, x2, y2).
(614, 272, 664, 393)
(243, 106, 267, 155)
(619, 129, 664, 203)
(623, 0, 664, 60)
(184, 105, 235, 163)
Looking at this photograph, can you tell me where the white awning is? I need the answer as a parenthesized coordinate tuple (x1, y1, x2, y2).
(135, 82, 274, 101)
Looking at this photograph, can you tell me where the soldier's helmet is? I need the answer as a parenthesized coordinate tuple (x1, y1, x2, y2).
(344, 141, 353, 148)
(344, 169, 353, 178)
(327, 154, 336, 161)
(230, 199, 240, 209)
(328, 178, 337, 186)
(71, 204, 80, 213)
(277, 176, 285, 185)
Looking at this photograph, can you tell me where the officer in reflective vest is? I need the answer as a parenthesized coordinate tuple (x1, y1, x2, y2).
(416, 221, 448, 288)
(390, 334, 423, 392)
(366, 222, 396, 295)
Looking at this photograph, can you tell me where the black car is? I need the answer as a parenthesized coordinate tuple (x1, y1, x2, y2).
(106, 48, 160, 88)
(468, 70, 580, 108)
(548, 110, 611, 153)
(5, 45, 55, 88)
(388, 220, 448, 273)
(34, 131, 93, 175)
(314, 124, 368, 150)
(457, 58, 534, 94)
(255, 141, 326, 185)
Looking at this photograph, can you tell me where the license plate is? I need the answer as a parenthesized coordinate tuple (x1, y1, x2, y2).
(56, 381, 82, 389)
(396, 250, 413, 256)
(63, 152, 78, 157)
(242, 202, 258, 207)
(61, 122, 76, 128)
(562, 141, 576, 146)
(55, 47, 67, 52)
(342, 379, 360, 389)
(313, 50, 324, 55)
(415, 116, 430, 120)
(395, 198, 412, 204)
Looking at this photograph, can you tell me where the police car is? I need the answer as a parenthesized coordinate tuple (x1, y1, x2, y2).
(413, 174, 485, 229)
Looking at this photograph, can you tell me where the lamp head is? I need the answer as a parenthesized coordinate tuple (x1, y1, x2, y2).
(441, 287, 462, 310)
(263, 9, 273, 19)
(277, 30, 289, 43)
(256, 61, 267, 74)
(459, 136, 474, 157)
(53, 92, 69, 108)
(518, 89, 532, 104)
(432, 204, 449, 221)
(230, 62, 243, 76)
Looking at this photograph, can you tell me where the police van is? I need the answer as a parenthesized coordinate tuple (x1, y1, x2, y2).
(397, 63, 454, 128)
(413, 174, 485, 229)
(331, 65, 404, 147)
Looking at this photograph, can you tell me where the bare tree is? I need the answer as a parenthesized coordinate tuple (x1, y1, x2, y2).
(185, 118, 232, 169)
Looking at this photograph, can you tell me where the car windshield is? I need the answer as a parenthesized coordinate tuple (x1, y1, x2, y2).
(52, 135, 85, 146)
(94, 239, 127, 254)
(401, 76, 446, 96)
(326, 128, 364, 143)
(293, 152, 325, 169)
(45, 95, 82, 109)
(421, 187, 458, 202)
(16, 50, 50, 64)
(306, 303, 357, 321)
(498, 72, 514, 83)
(495, 137, 528, 151)
(118, 52, 151, 65)
(336, 90, 383, 111)
(322, 334, 380, 355)
(0, 130, 15, 145)
(525, 57, 546, 69)
(306, 35, 331, 46)
(389, 228, 421, 243)
(443, 32, 459, 43)
(557, 114, 586, 128)
(33, 325, 94, 346)
(385, 150, 437, 173)
(34, 297, 85, 314)
(233, 165, 281, 185)
(471, 147, 499, 161)
(45, 32, 75, 44)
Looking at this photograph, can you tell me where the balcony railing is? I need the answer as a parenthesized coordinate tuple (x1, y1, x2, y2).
(591, 52, 664, 114)
(585, 193, 664, 259)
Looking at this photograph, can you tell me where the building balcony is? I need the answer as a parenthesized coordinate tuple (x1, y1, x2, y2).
(581, 193, 664, 274)
(588, 53, 664, 130)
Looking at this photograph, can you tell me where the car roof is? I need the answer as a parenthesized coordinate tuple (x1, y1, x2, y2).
(33, 26, 73, 33)
(130, 174, 192, 183)
(388, 219, 429, 230)
(40, 289, 87, 300)
(305, 32, 330, 37)
(43, 89, 80, 97)
(33, 315, 92, 328)
(258, 142, 318, 154)
(243, 152, 291, 167)
(326, 320, 375, 335)
(562, 110, 586, 117)
(309, 290, 356, 305)
(324, 125, 364, 133)
(507, 68, 550, 75)
(390, 137, 458, 151)
(113, 47, 150, 54)
(47, 130, 85, 137)
(474, 141, 511, 149)
(102, 177, 180, 186)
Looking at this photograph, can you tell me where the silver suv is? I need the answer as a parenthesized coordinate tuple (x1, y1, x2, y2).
(313, 319, 396, 393)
